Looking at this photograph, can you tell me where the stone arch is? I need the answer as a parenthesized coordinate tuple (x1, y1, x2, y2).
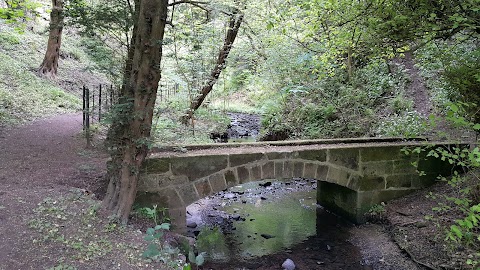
(136, 144, 454, 231)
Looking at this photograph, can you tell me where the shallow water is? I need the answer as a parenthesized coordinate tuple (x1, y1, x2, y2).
(193, 180, 365, 269)
(197, 190, 317, 261)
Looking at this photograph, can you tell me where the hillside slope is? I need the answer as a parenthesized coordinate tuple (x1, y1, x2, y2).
(0, 19, 110, 128)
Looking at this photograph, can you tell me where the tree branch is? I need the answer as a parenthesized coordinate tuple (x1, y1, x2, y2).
(168, 0, 208, 11)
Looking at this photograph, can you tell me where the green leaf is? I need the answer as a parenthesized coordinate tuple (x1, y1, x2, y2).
(450, 225, 463, 239)
(188, 251, 196, 264)
(183, 264, 192, 270)
(142, 244, 160, 258)
(155, 223, 170, 230)
(144, 235, 155, 241)
(266, 21, 274, 30)
(196, 252, 206, 266)
(146, 227, 155, 235)
(473, 124, 480, 130)
(450, 103, 459, 113)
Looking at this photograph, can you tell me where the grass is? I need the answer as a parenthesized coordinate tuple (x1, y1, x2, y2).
(0, 17, 112, 126)
(0, 50, 81, 124)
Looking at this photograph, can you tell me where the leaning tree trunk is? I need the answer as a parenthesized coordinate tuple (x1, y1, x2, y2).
(180, 10, 244, 124)
(38, 0, 64, 79)
(101, 0, 168, 223)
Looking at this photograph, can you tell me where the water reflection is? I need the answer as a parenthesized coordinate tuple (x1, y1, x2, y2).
(196, 189, 318, 262)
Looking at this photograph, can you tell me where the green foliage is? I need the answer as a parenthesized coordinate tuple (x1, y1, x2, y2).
(376, 111, 428, 137)
(142, 223, 190, 269)
(259, 58, 411, 139)
(135, 205, 170, 225)
(443, 49, 480, 123)
(0, 30, 20, 47)
(410, 104, 480, 267)
(0, 0, 40, 25)
(79, 37, 122, 79)
(188, 250, 206, 267)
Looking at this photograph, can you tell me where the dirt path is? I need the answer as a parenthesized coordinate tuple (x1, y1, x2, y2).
(0, 113, 107, 269)
(403, 52, 433, 118)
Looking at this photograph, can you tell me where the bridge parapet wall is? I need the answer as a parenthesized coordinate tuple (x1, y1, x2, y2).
(137, 142, 457, 229)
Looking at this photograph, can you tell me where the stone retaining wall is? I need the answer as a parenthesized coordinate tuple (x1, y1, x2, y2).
(137, 142, 457, 230)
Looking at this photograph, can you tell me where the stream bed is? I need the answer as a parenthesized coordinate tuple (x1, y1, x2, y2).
(186, 180, 374, 269)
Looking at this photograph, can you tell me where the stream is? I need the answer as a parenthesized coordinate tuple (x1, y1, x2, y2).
(186, 180, 370, 270)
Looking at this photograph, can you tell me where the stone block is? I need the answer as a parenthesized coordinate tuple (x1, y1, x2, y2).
(251, 165, 261, 180)
(138, 175, 161, 191)
(266, 151, 298, 160)
(329, 148, 359, 171)
(303, 163, 317, 179)
(293, 161, 304, 177)
(237, 166, 250, 183)
(195, 179, 212, 198)
(298, 149, 327, 162)
(350, 175, 386, 191)
(386, 174, 412, 189)
(262, 162, 275, 179)
(274, 161, 284, 179)
(360, 146, 404, 162)
(317, 181, 360, 223)
(209, 173, 227, 193)
(177, 184, 199, 206)
(171, 155, 228, 181)
(225, 170, 237, 188)
(163, 175, 189, 187)
(229, 153, 265, 167)
(169, 208, 187, 233)
(135, 187, 185, 210)
(362, 161, 393, 176)
(283, 161, 294, 178)
(158, 187, 184, 208)
(135, 191, 169, 209)
(393, 160, 417, 174)
(141, 158, 170, 173)
(326, 166, 350, 186)
(316, 165, 329, 180)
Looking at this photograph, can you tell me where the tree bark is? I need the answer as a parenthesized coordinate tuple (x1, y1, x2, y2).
(101, 0, 168, 224)
(180, 10, 243, 124)
(38, 0, 64, 79)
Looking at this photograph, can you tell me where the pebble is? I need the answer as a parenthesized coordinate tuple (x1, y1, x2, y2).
(282, 258, 296, 270)
(261, 233, 275, 239)
(186, 221, 197, 228)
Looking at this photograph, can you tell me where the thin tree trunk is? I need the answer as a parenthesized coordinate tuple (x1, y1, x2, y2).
(180, 10, 244, 124)
(38, 0, 63, 79)
(101, 0, 168, 224)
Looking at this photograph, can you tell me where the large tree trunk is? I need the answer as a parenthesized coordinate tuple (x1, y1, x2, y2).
(180, 10, 243, 124)
(38, 0, 63, 79)
(101, 0, 168, 223)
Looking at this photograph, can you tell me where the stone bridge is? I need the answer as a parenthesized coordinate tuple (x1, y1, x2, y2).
(136, 138, 460, 230)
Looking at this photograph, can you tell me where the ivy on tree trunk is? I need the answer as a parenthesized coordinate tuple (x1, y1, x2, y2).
(38, 0, 63, 79)
(101, 0, 168, 224)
